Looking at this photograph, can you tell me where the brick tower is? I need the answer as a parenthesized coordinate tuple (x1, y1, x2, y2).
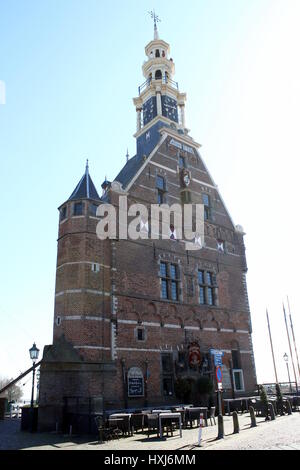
(38, 22, 257, 432)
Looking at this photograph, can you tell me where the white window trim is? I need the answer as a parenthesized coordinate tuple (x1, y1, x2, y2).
(233, 369, 245, 392)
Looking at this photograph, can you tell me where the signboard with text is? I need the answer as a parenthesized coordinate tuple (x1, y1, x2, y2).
(128, 367, 144, 397)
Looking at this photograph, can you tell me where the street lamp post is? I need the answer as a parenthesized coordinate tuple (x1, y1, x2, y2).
(29, 343, 40, 431)
(283, 353, 292, 393)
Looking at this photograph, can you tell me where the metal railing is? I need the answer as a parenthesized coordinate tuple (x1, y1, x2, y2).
(138, 76, 179, 95)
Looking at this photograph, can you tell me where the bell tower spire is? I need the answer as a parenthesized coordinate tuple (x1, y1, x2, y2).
(133, 17, 188, 157)
(148, 9, 161, 40)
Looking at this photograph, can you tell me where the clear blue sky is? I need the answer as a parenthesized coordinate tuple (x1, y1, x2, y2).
(1, 0, 300, 399)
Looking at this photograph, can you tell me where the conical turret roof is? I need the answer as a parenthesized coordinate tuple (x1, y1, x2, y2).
(68, 161, 100, 201)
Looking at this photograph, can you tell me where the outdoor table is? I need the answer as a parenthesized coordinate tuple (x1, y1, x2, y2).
(159, 412, 182, 439)
(108, 414, 132, 436)
(152, 410, 172, 414)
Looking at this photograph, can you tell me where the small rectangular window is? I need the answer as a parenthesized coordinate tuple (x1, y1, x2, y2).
(233, 370, 244, 392)
(202, 194, 210, 207)
(89, 203, 98, 217)
(199, 287, 205, 305)
(181, 191, 191, 204)
(160, 262, 167, 277)
(170, 264, 177, 280)
(60, 206, 67, 221)
(207, 287, 214, 305)
(198, 270, 204, 284)
(162, 354, 173, 373)
(73, 202, 84, 216)
(157, 190, 164, 204)
(137, 328, 145, 341)
(171, 281, 178, 301)
(179, 156, 186, 169)
(161, 279, 168, 299)
(156, 175, 165, 190)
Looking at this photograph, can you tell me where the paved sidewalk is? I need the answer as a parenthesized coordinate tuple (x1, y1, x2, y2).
(0, 413, 299, 450)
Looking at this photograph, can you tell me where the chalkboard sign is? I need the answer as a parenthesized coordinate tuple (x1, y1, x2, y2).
(128, 367, 144, 397)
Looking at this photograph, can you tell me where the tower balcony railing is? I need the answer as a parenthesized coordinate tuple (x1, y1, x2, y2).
(138, 76, 179, 95)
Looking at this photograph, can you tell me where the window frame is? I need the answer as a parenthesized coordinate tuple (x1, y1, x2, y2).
(232, 369, 245, 392)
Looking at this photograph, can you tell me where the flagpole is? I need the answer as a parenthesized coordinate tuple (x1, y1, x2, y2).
(283, 302, 298, 392)
(287, 296, 300, 384)
(266, 309, 278, 384)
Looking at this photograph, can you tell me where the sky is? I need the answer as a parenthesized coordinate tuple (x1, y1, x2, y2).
(1, 0, 300, 400)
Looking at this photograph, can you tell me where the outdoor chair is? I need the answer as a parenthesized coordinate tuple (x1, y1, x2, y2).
(94, 416, 122, 441)
(185, 407, 203, 428)
(209, 406, 216, 425)
(130, 413, 144, 433)
(147, 413, 159, 438)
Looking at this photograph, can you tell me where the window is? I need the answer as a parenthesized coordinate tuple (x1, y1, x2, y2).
(233, 369, 244, 392)
(156, 175, 166, 204)
(73, 202, 84, 216)
(155, 49, 160, 58)
(179, 156, 186, 169)
(137, 327, 145, 341)
(232, 350, 241, 369)
(181, 191, 191, 204)
(89, 203, 98, 217)
(163, 377, 174, 396)
(160, 262, 180, 301)
(156, 175, 165, 190)
(60, 206, 67, 221)
(198, 269, 217, 306)
(91, 263, 100, 273)
(161, 353, 174, 396)
(162, 353, 173, 373)
(202, 194, 211, 220)
(155, 70, 162, 80)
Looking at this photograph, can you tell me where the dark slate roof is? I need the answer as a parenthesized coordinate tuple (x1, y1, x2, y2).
(69, 163, 101, 201)
(114, 154, 144, 189)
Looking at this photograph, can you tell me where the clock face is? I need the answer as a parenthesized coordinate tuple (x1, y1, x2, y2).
(181, 169, 191, 187)
(143, 97, 157, 126)
(162, 95, 178, 123)
(183, 174, 190, 186)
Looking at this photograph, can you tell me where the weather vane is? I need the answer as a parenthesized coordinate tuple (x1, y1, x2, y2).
(148, 9, 161, 28)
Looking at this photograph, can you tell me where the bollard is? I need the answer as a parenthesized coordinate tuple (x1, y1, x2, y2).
(249, 406, 257, 428)
(197, 413, 204, 447)
(217, 414, 224, 440)
(232, 411, 239, 434)
(269, 403, 276, 421)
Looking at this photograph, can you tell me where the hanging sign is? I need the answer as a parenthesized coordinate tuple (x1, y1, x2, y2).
(188, 342, 201, 367)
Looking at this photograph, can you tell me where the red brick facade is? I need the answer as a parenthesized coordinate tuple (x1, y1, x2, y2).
(38, 32, 257, 432)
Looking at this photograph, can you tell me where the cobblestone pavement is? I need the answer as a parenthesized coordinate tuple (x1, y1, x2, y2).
(0, 412, 299, 450)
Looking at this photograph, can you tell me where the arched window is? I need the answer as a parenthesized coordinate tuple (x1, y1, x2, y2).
(155, 49, 160, 58)
(155, 70, 162, 80)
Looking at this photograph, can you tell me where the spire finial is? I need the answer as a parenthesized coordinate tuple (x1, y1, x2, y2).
(86, 159, 89, 173)
(126, 148, 129, 163)
(148, 9, 161, 40)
